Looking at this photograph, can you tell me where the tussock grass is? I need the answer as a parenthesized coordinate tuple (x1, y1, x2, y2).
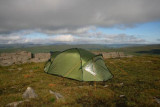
(0, 55, 160, 106)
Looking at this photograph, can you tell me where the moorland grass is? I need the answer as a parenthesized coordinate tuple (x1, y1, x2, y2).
(0, 55, 160, 106)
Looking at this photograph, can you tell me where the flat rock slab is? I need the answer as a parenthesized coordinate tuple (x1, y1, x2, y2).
(49, 90, 64, 100)
(6, 99, 29, 107)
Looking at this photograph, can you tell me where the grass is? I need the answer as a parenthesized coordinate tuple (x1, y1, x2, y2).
(0, 55, 160, 106)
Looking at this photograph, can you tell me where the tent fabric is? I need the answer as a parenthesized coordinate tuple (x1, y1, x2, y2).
(44, 48, 113, 81)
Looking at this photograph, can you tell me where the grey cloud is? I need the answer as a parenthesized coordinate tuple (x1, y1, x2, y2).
(42, 26, 96, 35)
(0, 0, 160, 33)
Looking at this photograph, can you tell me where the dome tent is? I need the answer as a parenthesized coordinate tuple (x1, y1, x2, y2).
(44, 48, 113, 81)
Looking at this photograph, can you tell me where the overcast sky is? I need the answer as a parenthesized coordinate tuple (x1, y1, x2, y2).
(0, 0, 160, 44)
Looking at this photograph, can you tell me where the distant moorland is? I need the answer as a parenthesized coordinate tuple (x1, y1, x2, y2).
(0, 44, 160, 55)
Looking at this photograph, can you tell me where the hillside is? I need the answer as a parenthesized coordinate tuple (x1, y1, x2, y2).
(0, 55, 160, 106)
(0, 44, 160, 106)
(116, 44, 160, 55)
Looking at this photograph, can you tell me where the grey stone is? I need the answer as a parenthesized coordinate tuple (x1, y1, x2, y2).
(29, 70, 33, 72)
(22, 87, 38, 99)
(119, 82, 124, 86)
(34, 53, 50, 60)
(78, 86, 83, 88)
(154, 97, 160, 104)
(104, 85, 109, 88)
(17, 68, 23, 71)
(49, 90, 64, 100)
(92, 51, 127, 59)
(0, 59, 14, 66)
(120, 95, 125, 98)
(6, 99, 29, 107)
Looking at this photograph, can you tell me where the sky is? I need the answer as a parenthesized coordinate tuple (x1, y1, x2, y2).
(0, 0, 160, 44)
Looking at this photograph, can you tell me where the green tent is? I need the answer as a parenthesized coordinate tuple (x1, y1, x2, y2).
(44, 48, 113, 81)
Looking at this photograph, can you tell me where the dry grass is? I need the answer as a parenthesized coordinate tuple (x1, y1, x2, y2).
(0, 55, 160, 106)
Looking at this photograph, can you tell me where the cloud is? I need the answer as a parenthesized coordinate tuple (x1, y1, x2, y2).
(42, 26, 95, 35)
(0, 0, 160, 34)
(0, 31, 146, 44)
(157, 39, 160, 41)
(51, 35, 74, 42)
(73, 33, 146, 44)
(0, 33, 22, 44)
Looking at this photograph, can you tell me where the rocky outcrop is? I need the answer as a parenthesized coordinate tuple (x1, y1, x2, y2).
(0, 51, 132, 66)
(0, 51, 32, 66)
(92, 52, 133, 59)
(30, 53, 51, 63)
(0, 51, 51, 66)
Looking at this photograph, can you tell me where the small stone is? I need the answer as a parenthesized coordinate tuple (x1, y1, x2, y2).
(17, 68, 23, 71)
(22, 87, 38, 99)
(29, 70, 33, 72)
(49, 90, 64, 100)
(154, 97, 160, 104)
(104, 85, 109, 88)
(119, 83, 124, 86)
(120, 95, 125, 98)
(78, 86, 83, 88)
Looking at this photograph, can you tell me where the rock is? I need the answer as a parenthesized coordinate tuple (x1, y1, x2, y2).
(6, 99, 29, 107)
(6, 101, 24, 107)
(29, 70, 33, 72)
(120, 95, 125, 98)
(119, 82, 124, 86)
(154, 97, 160, 104)
(31, 53, 51, 62)
(92, 51, 127, 59)
(104, 85, 109, 88)
(22, 87, 38, 99)
(17, 68, 22, 71)
(110, 52, 119, 58)
(34, 53, 50, 59)
(49, 90, 64, 100)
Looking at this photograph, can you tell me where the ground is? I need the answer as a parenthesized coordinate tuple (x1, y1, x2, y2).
(0, 55, 160, 107)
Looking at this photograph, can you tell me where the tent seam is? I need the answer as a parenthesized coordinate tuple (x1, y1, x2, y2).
(76, 48, 84, 81)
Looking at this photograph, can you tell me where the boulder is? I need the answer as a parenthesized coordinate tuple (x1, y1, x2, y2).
(22, 87, 38, 99)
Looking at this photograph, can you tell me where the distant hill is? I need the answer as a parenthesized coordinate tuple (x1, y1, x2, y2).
(0, 43, 146, 49)
(116, 44, 160, 55)
(0, 44, 160, 55)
